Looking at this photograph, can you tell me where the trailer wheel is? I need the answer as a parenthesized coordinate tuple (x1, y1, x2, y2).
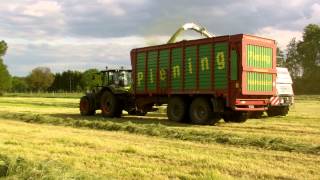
(223, 111, 248, 123)
(80, 96, 96, 116)
(101, 91, 121, 118)
(189, 97, 216, 125)
(167, 96, 188, 122)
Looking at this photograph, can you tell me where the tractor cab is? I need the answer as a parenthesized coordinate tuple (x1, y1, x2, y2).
(100, 68, 132, 88)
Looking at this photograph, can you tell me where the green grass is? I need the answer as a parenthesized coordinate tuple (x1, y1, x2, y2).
(0, 96, 319, 179)
(4, 92, 82, 99)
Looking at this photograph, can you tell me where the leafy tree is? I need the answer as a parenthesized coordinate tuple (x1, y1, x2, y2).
(0, 41, 8, 56)
(296, 24, 320, 94)
(81, 69, 102, 90)
(0, 40, 11, 94)
(27, 67, 55, 92)
(11, 77, 29, 92)
(285, 24, 320, 94)
(285, 38, 302, 80)
(297, 24, 320, 78)
(50, 70, 83, 92)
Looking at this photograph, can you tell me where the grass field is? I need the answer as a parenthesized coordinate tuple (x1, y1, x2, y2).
(0, 95, 319, 179)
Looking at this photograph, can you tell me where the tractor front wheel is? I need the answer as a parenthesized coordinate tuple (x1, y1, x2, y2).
(80, 96, 96, 116)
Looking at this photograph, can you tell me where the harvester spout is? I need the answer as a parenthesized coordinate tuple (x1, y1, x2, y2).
(167, 22, 214, 44)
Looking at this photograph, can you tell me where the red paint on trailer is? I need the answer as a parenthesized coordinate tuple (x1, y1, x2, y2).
(130, 34, 277, 110)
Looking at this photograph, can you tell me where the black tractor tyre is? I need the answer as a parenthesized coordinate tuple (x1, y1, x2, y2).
(223, 111, 248, 123)
(279, 106, 289, 116)
(189, 97, 217, 125)
(100, 91, 121, 118)
(207, 113, 221, 125)
(127, 109, 137, 115)
(80, 96, 96, 116)
(128, 109, 147, 116)
(248, 111, 263, 119)
(167, 96, 188, 123)
(267, 107, 279, 117)
(268, 106, 289, 117)
(233, 112, 248, 123)
(136, 110, 147, 116)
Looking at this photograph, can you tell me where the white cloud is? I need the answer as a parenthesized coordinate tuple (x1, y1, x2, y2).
(22, 1, 62, 17)
(5, 35, 152, 75)
(255, 27, 303, 49)
(97, 0, 146, 16)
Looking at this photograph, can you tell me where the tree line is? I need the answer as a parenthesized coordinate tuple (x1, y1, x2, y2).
(9, 68, 103, 93)
(0, 23, 319, 94)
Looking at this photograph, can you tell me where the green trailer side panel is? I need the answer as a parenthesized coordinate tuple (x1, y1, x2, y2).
(247, 45, 272, 69)
(246, 72, 273, 92)
(231, 50, 238, 80)
(147, 51, 157, 91)
(171, 48, 183, 90)
(159, 50, 169, 89)
(184, 46, 197, 90)
(199, 44, 212, 89)
(136, 52, 146, 92)
(214, 43, 228, 89)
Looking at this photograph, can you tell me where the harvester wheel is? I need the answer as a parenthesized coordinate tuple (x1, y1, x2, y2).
(189, 97, 216, 125)
(279, 106, 289, 116)
(233, 112, 248, 122)
(128, 109, 147, 116)
(248, 111, 263, 119)
(80, 96, 96, 116)
(267, 107, 279, 117)
(223, 111, 248, 123)
(100, 91, 121, 118)
(167, 96, 188, 122)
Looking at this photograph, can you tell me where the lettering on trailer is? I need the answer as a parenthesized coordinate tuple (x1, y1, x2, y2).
(247, 51, 271, 64)
(247, 45, 273, 68)
(136, 50, 226, 87)
(216, 52, 225, 70)
(137, 72, 144, 87)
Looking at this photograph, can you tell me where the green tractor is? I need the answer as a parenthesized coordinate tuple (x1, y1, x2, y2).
(79, 67, 142, 117)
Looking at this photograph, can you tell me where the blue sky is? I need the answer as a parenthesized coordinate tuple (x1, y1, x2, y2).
(1, 0, 319, 76)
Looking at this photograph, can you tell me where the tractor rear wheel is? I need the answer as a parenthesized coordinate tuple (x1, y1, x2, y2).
(80, 96, 96, 116)
(167, 96, 188, 123)
(100, 91, 121, 118)
(189, 97, 218, 125)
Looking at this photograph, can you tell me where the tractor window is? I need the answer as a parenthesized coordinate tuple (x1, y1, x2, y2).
(108, 72, 115, 85)
(119, 71, 132, 87)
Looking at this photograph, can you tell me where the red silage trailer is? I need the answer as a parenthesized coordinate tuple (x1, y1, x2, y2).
(130, 34, 276, 124)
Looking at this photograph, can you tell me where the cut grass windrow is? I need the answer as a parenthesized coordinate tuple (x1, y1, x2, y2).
(0, 153, 90, 179)
(0, 112, 319, 155)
